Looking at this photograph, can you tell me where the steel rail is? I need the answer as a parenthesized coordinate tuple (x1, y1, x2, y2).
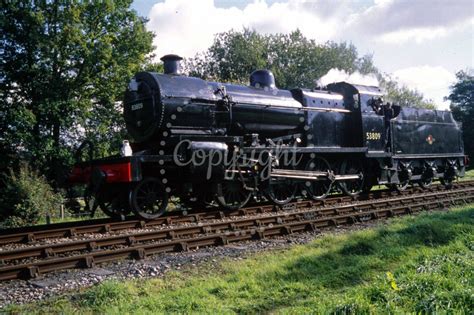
(0, 188, 471, 263)
(1, 187, 471, 262)
(1, 181, 471, 246)
(0, 186, 472, 281)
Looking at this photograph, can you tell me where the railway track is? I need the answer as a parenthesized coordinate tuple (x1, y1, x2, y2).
(1, 181, 471, 246)
(0, 182, 472, 281)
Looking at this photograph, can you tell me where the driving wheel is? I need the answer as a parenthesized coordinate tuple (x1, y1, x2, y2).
(264, 177, 297, 205)
(303, 157, 333, 200)
(215, 180, 252, 210)
(338, 159, 364, 197)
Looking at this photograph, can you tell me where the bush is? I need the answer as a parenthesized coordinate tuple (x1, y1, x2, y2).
(0, 163, 62, 228)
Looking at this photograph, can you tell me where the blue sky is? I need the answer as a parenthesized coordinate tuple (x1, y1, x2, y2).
(131, 0, 474, 109)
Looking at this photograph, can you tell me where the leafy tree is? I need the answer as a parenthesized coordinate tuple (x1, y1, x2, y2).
(380, 75, 436, 109)
(447, 70, 474, 162)
(1, 0, 154, 181)
(186, 29, 377, 90)
(142, 61, 164, 73)
(187, 29, 434, 110)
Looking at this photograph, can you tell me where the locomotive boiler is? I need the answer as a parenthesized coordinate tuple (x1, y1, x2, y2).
(69, 54, 467, 220)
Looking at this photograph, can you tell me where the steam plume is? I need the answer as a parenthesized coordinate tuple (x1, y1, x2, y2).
(317, 69, 379, 87)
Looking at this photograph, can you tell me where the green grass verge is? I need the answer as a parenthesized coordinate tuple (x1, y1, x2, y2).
(7, 204, 474, 314)
(461, 168, 474, 181)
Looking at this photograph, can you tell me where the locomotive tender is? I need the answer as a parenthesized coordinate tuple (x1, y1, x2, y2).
(69, 54, 467, 219)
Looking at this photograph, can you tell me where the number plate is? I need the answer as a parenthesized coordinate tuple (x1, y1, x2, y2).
(366, 132, 381, 140)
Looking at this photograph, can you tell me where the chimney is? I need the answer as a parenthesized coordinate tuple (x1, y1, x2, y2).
(160, 54, 183, 75)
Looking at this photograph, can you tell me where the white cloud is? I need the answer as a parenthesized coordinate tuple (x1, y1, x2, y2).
(378, 27, 449, 44)
(348, 0, 474, 43)
(147, 0, 242, 58)
(147, 0, 474, 58)
(377, 19, 474, 44)
(392, 66, 456, 110)
(147, 0, 347, 58)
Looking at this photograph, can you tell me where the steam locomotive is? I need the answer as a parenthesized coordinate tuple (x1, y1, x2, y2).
(69, 54, 467, 219)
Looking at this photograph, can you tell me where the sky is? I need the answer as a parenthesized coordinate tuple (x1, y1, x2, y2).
(131, 0, 474, 109)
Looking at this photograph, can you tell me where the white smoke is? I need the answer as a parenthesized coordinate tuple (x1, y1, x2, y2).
(317, 69, 379, 87)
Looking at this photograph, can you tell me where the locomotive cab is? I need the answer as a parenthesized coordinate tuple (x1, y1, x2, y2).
(327, 82, 387, 153)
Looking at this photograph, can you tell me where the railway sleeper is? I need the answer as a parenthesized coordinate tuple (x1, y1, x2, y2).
(27, 233, 35, 243)
(42, 248, 55, 258)
(126, 236, 136, 246)
(84, 256, 95, 269)
(87, 241, 98, 251)
(304, 223, 319, 233)
(281, 226, 293, 235)
(26, 266, 40, 279)
(134, 248, 146, 259)
(201, 226, 212, 234)
(219, 236, 229, 245)
(349, 216, 359, 224)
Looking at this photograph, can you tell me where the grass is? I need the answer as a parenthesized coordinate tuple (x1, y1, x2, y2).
(6, 203, 473, 314)
(461, 168, 474, 181)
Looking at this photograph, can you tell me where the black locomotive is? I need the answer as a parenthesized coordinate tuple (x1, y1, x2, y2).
(69, 54, 467, 219)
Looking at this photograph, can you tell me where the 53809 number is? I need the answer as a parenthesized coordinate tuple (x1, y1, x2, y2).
(366, 132, 381, 140)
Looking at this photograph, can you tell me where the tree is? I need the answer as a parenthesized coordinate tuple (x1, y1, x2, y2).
(380, 75, 436, 109)
(1, 1, 154, 181)
(187, 29, 435, 110)
(447, 70, 474, 162)
(186, 29, 377, 90)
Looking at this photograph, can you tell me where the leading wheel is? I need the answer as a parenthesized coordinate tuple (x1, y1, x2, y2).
(215, 180, 252, 210)
(130, 177, 169, 220)
(303, 157, 332, 200)
(338, 159, 364, 197)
